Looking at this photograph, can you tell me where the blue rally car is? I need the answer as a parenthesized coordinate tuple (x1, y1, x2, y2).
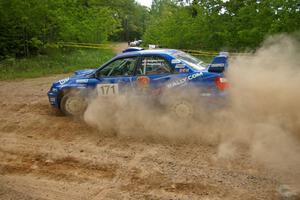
(47, 49, 229, 117)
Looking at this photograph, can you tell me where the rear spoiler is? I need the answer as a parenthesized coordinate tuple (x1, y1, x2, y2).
(208, 52, 229, 73)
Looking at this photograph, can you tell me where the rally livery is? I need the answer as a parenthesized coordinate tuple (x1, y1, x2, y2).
(47, 49, 229, 117)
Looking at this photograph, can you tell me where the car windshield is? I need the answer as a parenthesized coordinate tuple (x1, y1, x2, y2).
(173, 51, 206, 71)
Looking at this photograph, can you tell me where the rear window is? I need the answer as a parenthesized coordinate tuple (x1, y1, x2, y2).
(173, 51, 206, 71)
(137, 56, 172, 75)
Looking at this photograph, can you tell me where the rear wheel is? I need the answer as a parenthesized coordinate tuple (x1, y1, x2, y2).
(60, 92, 87, 116)
(169, 99, 194, 119)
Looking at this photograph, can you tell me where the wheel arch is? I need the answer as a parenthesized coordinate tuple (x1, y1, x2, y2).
(57, 87, 73, 109)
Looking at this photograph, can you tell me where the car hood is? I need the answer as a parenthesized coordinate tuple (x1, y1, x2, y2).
(74, 69, 96, 76)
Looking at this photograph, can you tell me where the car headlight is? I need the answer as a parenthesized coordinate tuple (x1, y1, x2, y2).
(51, 87, 58, 92)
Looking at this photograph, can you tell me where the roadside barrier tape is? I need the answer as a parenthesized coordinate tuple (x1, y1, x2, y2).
(189, 53, 253, 57)
(183, 49, 253, 57)
(182, 49, 219, 54)
(58, 44, 110, 49)
(56, 42, 253, 56)
(58, 42, 109, 48)
(189, 52, 218, 56)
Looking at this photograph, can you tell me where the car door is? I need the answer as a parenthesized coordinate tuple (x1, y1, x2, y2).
(135, 55, 178, 94)
(89, 56, 140, 96)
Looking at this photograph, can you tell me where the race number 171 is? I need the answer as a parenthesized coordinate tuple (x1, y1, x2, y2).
(97, 84, 119, 96)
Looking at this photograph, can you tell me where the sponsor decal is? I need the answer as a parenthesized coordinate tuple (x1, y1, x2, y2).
(136, 76, 150, 93)
(67, 84, 87, 88)
(210, 63, 225, 67)
(137, 76, 150, 89)
(76, 79, 89, 83)
(187, 72, 203, 80)
(166, 78, 187, 88)
(49, 97, 56, 102)
(179, 68, 189, 73)
(143, 59, 164, 63)
(175, 64, 185, 68)
(58, 78, 69, 85)
(166, 72, 203, 88)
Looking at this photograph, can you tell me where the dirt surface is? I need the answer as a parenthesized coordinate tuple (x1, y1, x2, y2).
(0, 79, 283, 200)
(0, 43, 285, 200)
(111, 42, 130, 54)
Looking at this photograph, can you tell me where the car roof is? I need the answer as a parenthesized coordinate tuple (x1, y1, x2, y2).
(116, 49, 180, 58)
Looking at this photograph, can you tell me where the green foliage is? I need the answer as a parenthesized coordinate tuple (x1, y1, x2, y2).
(144, 0, 300, 51)
(1, 0, 299, 65)
(106, 0, 150, 41)
(0, 48, 114, 80)
(0, 0, 149, 59)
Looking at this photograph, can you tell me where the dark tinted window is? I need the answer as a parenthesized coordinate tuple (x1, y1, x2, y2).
(98, 57, 138, 77)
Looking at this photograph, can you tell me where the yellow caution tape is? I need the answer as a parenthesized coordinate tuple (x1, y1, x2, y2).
(182, 49, 253, 57)
(55, 42, 253, 56)
(59, 44, 110, 49)
(182, 49, 219, 55)
(55, 42, 111, 49)
(58, 42, 109, 47)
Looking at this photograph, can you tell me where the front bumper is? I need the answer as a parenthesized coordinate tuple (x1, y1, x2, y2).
(47, 90, 60, 108)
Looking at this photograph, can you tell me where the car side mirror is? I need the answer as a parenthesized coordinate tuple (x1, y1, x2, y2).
(92, 71, 101, 78)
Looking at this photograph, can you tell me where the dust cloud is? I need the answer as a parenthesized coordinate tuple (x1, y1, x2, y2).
(225, 35, 300, 186)
(84, 35, 300, 186)
(84, 92, 202, 141)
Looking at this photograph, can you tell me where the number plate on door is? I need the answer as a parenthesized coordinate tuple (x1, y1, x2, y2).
(97, 84, 119, 96)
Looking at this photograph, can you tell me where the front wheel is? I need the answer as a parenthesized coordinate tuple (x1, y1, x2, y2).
(60, 92, 87, 116)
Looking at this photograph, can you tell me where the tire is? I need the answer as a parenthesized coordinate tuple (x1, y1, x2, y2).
(168, 98, 194, 119)
(60, 92, 87, 116)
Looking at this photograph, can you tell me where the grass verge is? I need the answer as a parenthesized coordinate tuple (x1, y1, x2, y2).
(0, 47, 215, 81)
(0, 47, 114, 80)
(195, 55, 214, 63)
